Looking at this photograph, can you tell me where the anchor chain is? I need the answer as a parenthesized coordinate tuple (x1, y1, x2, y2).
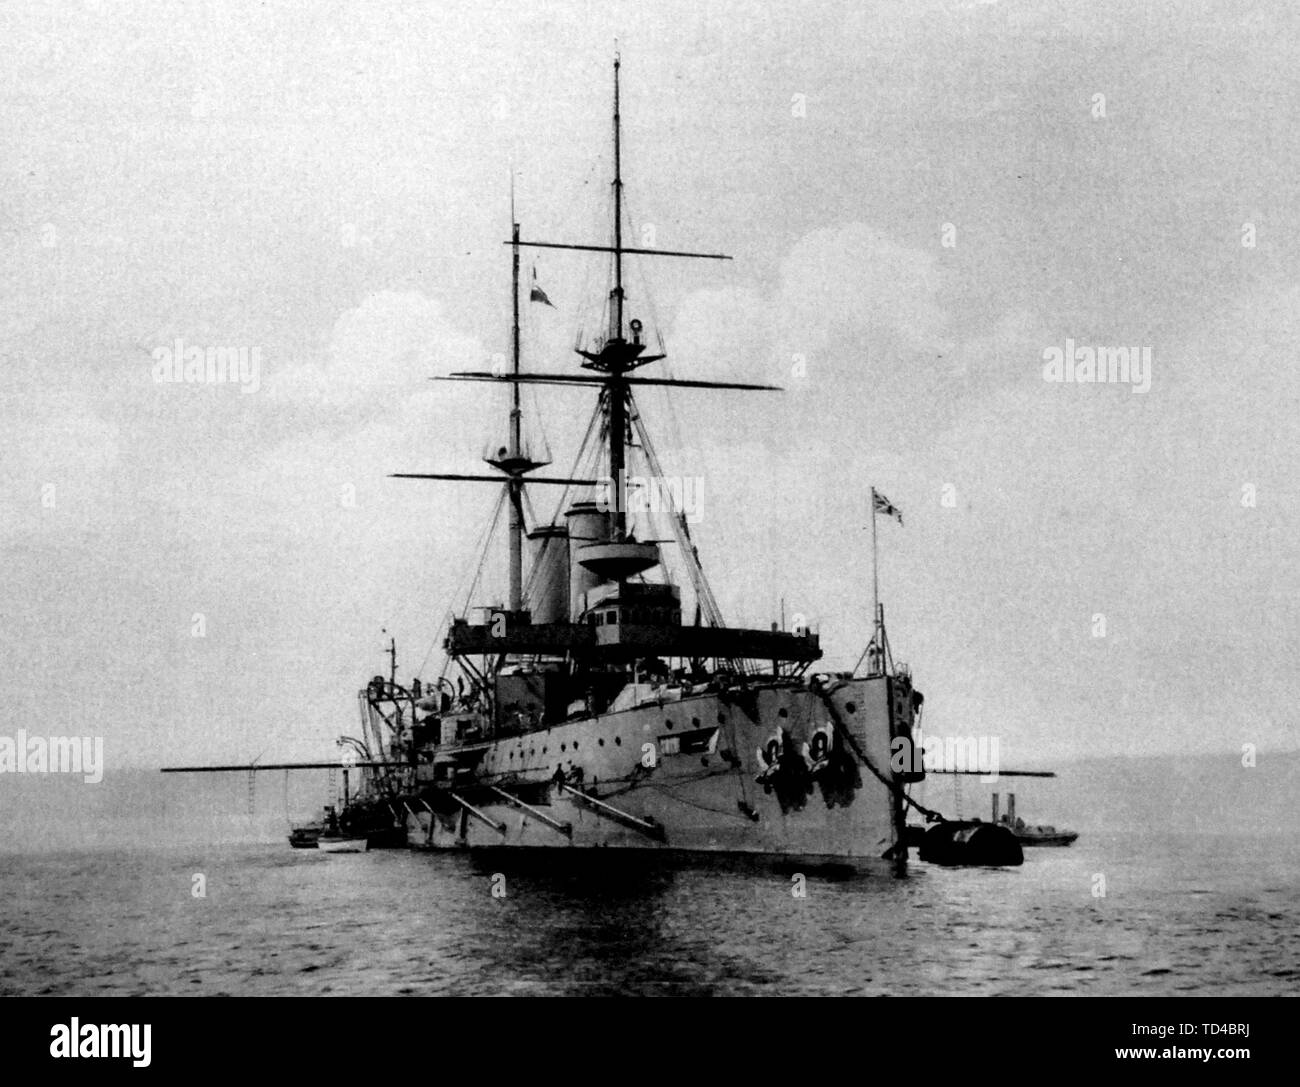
(811, 680, 947, 825)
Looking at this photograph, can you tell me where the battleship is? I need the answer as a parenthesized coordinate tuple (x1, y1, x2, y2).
(161, 57, 1015, 871)
(373, 56, 932, 871)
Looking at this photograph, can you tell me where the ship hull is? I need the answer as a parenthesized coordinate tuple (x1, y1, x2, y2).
(403, 677, 908, 871)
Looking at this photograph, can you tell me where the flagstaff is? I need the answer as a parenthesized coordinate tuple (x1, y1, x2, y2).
(871, 486, 880, 650)
(866, 486, 903, 674)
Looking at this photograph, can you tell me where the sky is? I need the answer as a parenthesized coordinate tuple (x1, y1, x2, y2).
(2, 0, 1298, 777)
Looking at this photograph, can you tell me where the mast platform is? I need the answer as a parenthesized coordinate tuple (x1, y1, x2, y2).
(445, 615, 821, 664)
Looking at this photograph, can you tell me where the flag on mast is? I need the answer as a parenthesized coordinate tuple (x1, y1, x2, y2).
(872, 487, 903, 525)
(529, 266, 555, 307)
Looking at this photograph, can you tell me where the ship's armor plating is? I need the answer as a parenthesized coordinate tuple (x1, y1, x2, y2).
(362, 661, 921, 866)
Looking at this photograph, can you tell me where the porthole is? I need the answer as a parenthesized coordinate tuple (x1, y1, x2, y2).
(665, 719, 674, 730)
(778, 708, 789, 719)
(845, 702, 857, 714)
(614, 736, 622, 746)
(561, 743, 566, 752)
(598, 738, 605, 747)
(691, 717, 700, 727)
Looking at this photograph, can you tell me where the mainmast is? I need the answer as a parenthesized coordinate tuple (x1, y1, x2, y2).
(611, 55, 625, 345)
(508, 216, 524, 610)
(608, 56, 627, 541)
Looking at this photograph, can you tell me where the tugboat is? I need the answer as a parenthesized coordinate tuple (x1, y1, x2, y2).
(291, 800, 405, 850)
(288, 820, 323, 849)
(994, 792, 1078, 847)
(314, 806, 369, 853)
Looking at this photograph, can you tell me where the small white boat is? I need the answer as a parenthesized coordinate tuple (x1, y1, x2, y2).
(317, 835, 368, 853)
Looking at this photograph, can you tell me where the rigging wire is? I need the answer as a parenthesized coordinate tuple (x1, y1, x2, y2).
(630, 396, 757, 675)
(431, 486, 508, 684)
(538, 390, 607, 530)
(627, 393, 735, 649)
(413, 484, 508, 681)
(458, 485, 509, 618)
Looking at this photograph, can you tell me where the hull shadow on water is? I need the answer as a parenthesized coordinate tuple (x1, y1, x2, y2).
(439, 848, 913, 995)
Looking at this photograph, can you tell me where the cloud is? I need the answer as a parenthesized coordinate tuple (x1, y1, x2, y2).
(265, 290, 489, 408)
(665, 222, 955, 392)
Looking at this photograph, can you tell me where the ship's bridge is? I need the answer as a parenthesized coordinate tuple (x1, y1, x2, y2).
(582, 582, 680, 638)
